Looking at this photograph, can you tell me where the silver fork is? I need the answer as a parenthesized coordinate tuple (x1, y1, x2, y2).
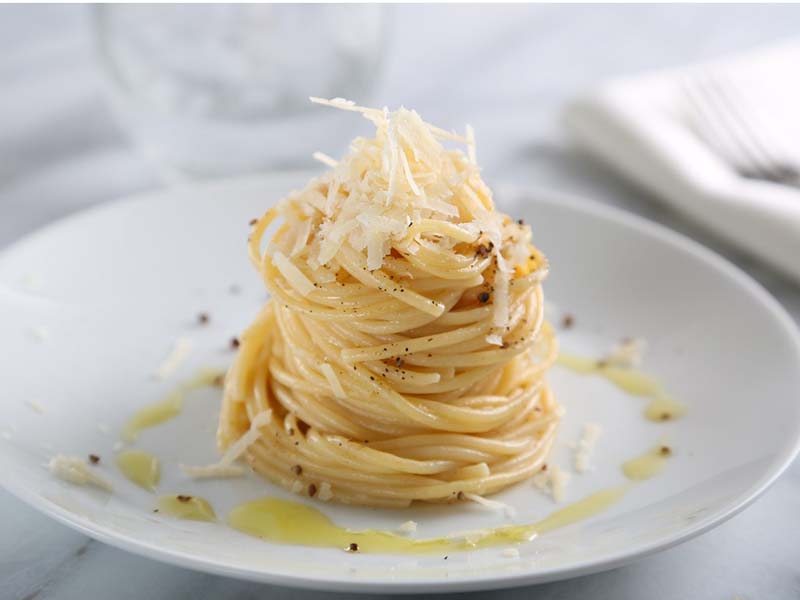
(682, 70, 800, 187)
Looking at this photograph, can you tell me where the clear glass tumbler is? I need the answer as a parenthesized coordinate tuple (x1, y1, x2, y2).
(94, 5, 385, 180)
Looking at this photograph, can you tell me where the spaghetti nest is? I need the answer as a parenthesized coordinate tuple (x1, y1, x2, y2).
(218, 99, 560, 507)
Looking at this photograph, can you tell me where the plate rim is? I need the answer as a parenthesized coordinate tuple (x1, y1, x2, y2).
(1, 175, 799, 593)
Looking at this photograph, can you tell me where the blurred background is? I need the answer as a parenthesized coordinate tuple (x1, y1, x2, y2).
(2, 4, 800, 600)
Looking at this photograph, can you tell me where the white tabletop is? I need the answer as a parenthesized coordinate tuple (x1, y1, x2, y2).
(2, 5, 799, 599)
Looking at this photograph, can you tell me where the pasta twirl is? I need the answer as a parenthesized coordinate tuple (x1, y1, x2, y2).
(218, 99, 560, 507)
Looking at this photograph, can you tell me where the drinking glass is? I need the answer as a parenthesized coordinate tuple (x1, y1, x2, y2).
(94, 5, 385, 180)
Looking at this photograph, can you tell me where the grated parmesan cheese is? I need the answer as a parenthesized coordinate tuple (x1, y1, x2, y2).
(463, 492, 517, 518)
(179, 464, 246, 479)
(320, 363, 346, 399)
(154, 337, 192, 380)
(486, 333, 503, 347)
(49, 455, 112, 492)
(501, 548, 520, 559)
(318, 482, 334, 501)
(574, 423, 603, 473)
(25, 399, 45, 414)
(533, 464, 571, 503)
(260, 98, 544, 354)
(603, 338, 647, 368)
(397, 520, 418, 534)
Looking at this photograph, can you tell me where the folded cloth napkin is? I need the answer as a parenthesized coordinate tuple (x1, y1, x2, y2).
(564, 41, 800, 283)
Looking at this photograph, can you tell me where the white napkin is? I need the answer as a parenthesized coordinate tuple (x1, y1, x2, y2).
(564, 41, 800, 283)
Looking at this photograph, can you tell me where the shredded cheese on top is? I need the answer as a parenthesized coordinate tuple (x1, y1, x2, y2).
(256, 98, 551, 377)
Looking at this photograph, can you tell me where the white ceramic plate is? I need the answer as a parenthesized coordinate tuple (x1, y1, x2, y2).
(0, 174, 798, 593)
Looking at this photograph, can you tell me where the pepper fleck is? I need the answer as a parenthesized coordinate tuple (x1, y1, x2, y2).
(291, 465, 303, 476)
(308, 484, 317, 497)
(659, 446, 672, 456)
(348, 542, 359, 552)
(478, 291, 490, 303)
(88, 454, 100, 465)
(230, 337, 240, 349)
(562, 314, 574, 329)
(197, 312, 209, 325)
(177, 495, 192, 503)
(249, 218, 258, 226)
(456, 491, 466, 501)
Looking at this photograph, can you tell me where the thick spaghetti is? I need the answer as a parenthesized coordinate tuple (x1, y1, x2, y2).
(218, 99, 559, 507)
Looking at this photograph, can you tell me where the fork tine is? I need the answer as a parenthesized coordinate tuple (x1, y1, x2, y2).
(682, 75, 751, 172)
(713, 70, 800, 180)
(701, 71, 786, 181)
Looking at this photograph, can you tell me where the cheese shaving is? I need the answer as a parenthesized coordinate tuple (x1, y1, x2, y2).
(533, 464, 571, 503)
(180, 464, 246, 479)
(574, 423, 603, 473)
(214, 410, 273, 468)
(465, 124, 477, 165)
(463, 492, 517, 518)
(49, 455, 112, 492)
(397, 520, 418, 534)
(603, 338, 647, 368)
(25, 399, 45, 414)
(486, 334, 503, 347)
(312, 151, 338, 167)
(318, 481, 334, 501)
(154, 337, 192, 380)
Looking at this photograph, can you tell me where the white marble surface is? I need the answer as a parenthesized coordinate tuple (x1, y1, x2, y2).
(1, 5, 799, 599)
